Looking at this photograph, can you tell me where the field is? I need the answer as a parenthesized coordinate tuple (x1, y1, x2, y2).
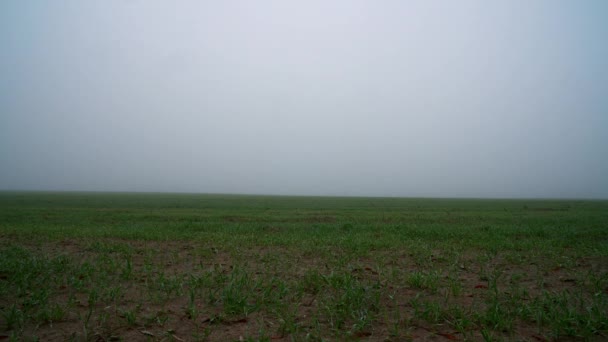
(0, 192, 607, 341)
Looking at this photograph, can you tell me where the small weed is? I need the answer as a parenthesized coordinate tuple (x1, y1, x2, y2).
(121, 308, 138, 326)
(2, 304, 24, 330)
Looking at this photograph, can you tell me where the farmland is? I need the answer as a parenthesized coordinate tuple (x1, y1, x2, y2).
(0, 192, 607, 341)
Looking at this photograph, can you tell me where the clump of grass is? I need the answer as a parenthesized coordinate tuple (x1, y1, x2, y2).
(406, 270, 440, 293)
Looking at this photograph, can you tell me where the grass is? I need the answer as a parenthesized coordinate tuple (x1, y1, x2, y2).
(0, 191, 607, 341)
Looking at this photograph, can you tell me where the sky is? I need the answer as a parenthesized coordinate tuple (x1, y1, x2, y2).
(1, 1, 607, 198)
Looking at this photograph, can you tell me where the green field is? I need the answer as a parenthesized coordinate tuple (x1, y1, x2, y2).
(1, 192, 607, 341)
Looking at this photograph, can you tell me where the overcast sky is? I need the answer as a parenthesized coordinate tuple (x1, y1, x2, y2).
(1, 1, 607, 198)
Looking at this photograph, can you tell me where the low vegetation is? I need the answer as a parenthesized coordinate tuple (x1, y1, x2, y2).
(1, 192, 607, 341)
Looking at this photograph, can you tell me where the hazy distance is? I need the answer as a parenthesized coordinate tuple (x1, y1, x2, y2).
(1, 1, 607, 198)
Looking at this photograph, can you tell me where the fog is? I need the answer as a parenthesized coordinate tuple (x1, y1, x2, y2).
(1, 1, 607, 198)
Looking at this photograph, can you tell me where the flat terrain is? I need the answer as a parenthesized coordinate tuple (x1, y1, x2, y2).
(0, 192, 607, 341)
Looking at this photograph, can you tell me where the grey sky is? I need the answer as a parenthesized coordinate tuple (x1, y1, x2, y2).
(1, 1, 607, 198)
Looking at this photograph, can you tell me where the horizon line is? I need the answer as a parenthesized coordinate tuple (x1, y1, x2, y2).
(1, 189, 606, 201)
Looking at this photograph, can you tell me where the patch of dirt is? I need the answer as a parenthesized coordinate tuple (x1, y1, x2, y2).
(222, 215, 336, 223)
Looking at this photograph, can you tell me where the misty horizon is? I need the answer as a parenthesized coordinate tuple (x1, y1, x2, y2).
(3, 189, 608, 201)
(1, 1, 607, 199)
